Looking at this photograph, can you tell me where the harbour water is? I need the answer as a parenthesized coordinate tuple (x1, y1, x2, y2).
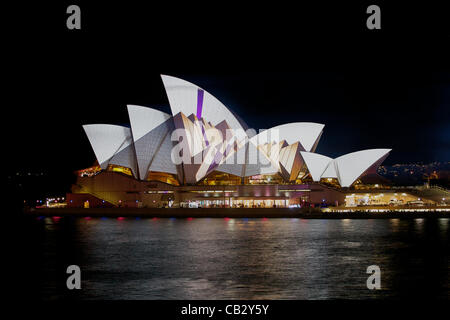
(18, 216, 449, 300)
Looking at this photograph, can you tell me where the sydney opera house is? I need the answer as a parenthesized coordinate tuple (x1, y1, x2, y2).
(68, 75, 393, 208)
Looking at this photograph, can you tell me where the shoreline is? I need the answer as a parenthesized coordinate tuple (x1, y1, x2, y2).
(24, 207, 449, 219)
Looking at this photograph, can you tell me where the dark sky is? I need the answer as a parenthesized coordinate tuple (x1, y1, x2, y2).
(182, 72, 450, 163)
(6, 2, 450, 176)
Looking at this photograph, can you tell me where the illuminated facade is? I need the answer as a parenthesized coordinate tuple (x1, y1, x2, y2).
(71, 75, 393, 208)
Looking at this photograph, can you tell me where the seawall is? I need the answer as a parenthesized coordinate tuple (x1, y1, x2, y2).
(24, 207, 449, 219)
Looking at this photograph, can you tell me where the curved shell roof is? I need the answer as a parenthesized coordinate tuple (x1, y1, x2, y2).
(334, 149, 391, 187)
(82, 76, 390, 186)
(250, 122, 325, 152)
(301, 149, 391, 187)
(127, 105, 171, 142)
(82, 124, 133, 167)
(161, 75, 246, 134)
(300, 152, 333, 181)
(127, 105, 175, 179)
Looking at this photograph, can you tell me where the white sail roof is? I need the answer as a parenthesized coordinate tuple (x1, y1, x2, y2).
(321, 160, 338, 179)
(334, 149, 391, 187)
(82, 124, 133, 168)
(127, 105, 171, 142)
(250, 122, 325, 152)
(300, 151, 333, 181)
(126, 105, 174, 180)
(81, 76, 391, 187)
(161, 75, 245, 134)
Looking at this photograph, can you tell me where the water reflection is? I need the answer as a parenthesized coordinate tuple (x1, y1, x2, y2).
(414, 218, 425, 232)
(22, 217, 450, 300)
(439, 218, 449, 232)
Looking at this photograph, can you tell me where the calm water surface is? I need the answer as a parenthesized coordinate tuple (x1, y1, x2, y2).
(21, 217, 449, 300)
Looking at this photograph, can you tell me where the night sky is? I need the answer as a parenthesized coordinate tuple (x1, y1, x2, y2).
(6, 2, 450, 179)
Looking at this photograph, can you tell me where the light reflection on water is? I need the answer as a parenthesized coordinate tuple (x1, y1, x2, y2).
(26, 217, 450, 300)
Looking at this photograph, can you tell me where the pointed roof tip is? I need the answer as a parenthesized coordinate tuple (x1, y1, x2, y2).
(251, 122, 325, 151)
(160, 74, 175, 85)
(363, 148, 391, 151)
(161, 74, 246, 134)
(160, 74, 181, 82)
(82, 124, 127, 129)
(274, 121, 325, 127)
(300, 150, 332, 157)
(126, 104, 169, 114)
(299, 149, 392, 160)
(126, 104, 144, 111)
(337, 148, 392, 157)
(82, 124, 99, 131)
